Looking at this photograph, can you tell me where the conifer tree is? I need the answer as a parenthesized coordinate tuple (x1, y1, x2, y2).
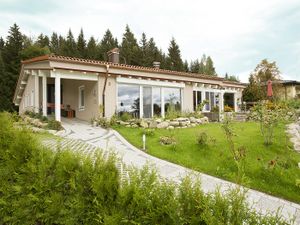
(99, 29, 118, 61)
(1, 23, 24, 111)
(0, 37, 5, 52)
(120, 25, 141, 65)
(205, 56, 216, 75)
(36, 33, 50, 48)
(190, 59, 200, 73)
(183, 60, 189, 72)
(77, 28, 86, 58)
(50, 32, 59, 54)
(86, 36, 98, 59)
(167, 37, 184, 71)
(199, 54, 206, 74)
(63, 29, 78, 57)
(139, 32, 148, 66)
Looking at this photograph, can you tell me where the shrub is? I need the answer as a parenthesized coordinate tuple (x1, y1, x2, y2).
(119, 112, 132, 121)
(159, 136, 176, 145)
(196, 131, 208, 146)
(97, 117, 111, 128)
(142, 128, 155, 136)
(47, 118, 63, 130)
(224, 105, 234, 112)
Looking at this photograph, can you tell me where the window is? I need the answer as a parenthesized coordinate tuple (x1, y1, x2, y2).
(164, 88, 181, 113)
(153, 87, 161, 117)
(117, 84, 140, 118)
(79, 86, 85, 110)
(193, 91, 202, 111)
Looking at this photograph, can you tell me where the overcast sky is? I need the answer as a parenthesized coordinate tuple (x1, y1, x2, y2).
(1, 0, 300, 82)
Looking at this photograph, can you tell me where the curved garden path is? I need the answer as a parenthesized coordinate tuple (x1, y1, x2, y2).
(42, 118, 300, 224)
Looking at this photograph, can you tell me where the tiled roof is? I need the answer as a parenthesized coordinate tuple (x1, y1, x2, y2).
(22, 54, 245, 85)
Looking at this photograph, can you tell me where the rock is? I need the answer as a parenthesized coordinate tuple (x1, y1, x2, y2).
(55, 130, 66, 136)
(167, 126, 174, 130)
(47, 130, 57, 135)
(201, 117, 209, 123)
(191, 123, 196, 127)
(140, 120, 148, 128)
(32, 119, 43, 128)
(298, 162, 300, 169)
(148, 120, 158, 128)
(195, 118, 202, 124)
(125, 125, 131, 128)
(157, 121, 169, 129)
(169, 121, 180, 127)
(176, 117, 189, 122)
(189, 117, 197, 123)
(132, 124, 139, 128)
(180, 121, 190, 127)
(155, 118, 162, 123)
(120, 121, 130, 126)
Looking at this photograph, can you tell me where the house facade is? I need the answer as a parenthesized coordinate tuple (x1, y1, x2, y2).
(276, 80, 300, 100)
(13, 50, 246, 122)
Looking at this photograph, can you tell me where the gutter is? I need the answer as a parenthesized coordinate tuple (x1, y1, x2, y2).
(102, 65, 109, 117)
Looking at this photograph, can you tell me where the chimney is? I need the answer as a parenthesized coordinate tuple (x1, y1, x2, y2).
(107, 48, 120, 64)
(153, 61, 160, 69)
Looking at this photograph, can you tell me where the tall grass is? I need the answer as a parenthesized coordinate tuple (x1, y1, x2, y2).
(0, 112, 292, 224)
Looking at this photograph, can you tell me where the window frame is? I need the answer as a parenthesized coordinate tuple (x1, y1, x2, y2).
(78, 85, 85, 111)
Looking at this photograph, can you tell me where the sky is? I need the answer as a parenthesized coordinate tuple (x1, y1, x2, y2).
(0, 0, 300, 82)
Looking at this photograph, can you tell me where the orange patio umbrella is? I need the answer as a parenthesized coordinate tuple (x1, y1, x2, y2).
(267, 80, 273, 97)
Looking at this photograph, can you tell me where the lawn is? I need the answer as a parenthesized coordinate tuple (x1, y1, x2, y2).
(114, 122, 300, 203)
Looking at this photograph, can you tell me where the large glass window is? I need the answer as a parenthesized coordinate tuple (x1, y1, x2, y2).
(193, 91, 202, 111)
(117, 84, 140, 118)
(153, 87, 161, 117)
(164, 88, 181, 113)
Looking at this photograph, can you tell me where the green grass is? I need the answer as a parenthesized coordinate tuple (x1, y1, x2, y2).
(114, 122, 300, 203)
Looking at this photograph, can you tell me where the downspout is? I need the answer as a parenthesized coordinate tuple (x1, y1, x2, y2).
(102, 65, 109, 117)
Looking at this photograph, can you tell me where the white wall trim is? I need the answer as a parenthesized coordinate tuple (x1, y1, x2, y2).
(117, 77, 185, 88)
(51, 70, 98, 81)
(78, 85, 85, 111)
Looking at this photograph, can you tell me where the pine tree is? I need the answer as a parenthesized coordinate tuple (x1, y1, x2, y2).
(1, 23, 24, 111)
(99, 29, 118, 61)
(225, 72, 229, 79)
(77, 28, 86, 58)
(205, 56, 216, 75)
(120, 25, 141, 65)
(183, 60, 189, 72)
(58, 35, 66, 55)
(199, 54, 206, 74)
(190, 59, 200, 73)
(0, 37, 5, 52)
(86, 36, 98, 59)
(139, 33, 148, 66)
(0, 52, 8, 111)
(50, 32, 59, 54)
(63, 29, 78, 57)
(167, 37, 183, 71)
(36, 33, 50, 48)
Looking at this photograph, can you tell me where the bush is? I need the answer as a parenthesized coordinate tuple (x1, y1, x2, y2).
(97, 117, 111, 128)
(0, 112, 292, 225)
(159, 136, 176, 145)
(197, 131, 209, 146)
(119, 112, 132, 122)
(47, 118, 63, 130)
(224, 105, 234, 112)
(142, 128, 155, 136)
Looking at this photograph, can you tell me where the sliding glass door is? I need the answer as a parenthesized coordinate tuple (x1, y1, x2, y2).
(143, 87, 152, 118)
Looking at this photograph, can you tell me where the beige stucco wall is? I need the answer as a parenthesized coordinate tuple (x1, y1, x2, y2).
(277, 85, 297, 100)
(62, 79, 99, 121)
(182, 84, 193, 112)
(19, 74, 35, 114)
(104, 76, 117, 118)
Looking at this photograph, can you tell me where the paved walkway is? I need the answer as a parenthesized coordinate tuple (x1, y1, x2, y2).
(44, 118, 300, 224)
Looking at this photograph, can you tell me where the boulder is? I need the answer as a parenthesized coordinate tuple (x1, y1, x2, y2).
(140, 120, 148, 128)
(155, 118, 162, 123)
(47, 130, 57, 135)
(195, 118, 202, 124)
(125, 125, 131, 128)
(157, 121, 169, 129)
(191, 123, 196, 127)
(189, 117, 197, 123)
(148, 120, 158, 128)
(132, 124, 139, 128)
(120, 121, 130, 126)
(176, 117, 189, 122)
(180, 121, 190, 127)
(169, 121, 180, 127)
(167, 126, 174, 130)
(32, 119, 43, 128)
(201, 116, 209, 123)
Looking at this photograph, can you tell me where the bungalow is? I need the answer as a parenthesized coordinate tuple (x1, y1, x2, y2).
(13, 48, 246, 122)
